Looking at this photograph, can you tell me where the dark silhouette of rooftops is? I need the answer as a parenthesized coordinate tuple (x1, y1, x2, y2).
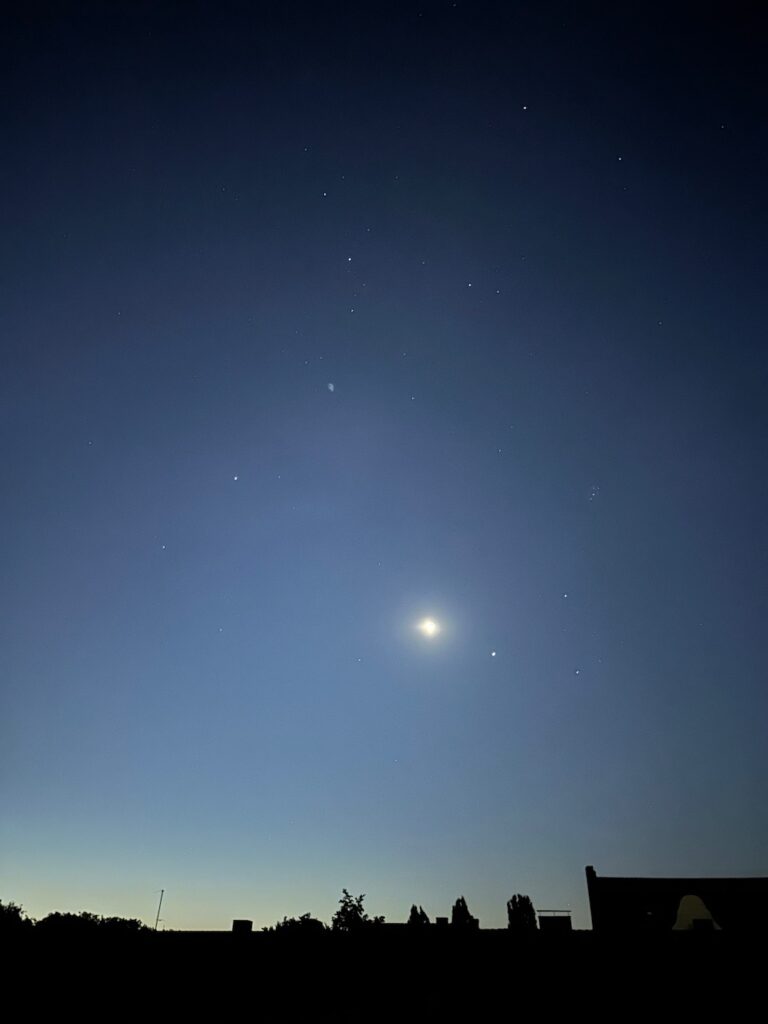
(586, 865, 768, 933)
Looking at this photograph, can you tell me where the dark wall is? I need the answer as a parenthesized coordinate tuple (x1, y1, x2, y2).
(586, 866, 768, 933)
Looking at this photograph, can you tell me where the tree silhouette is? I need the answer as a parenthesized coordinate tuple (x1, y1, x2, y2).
(270, 912, 327, 935)
(35, 910, 148, 935)
(451, 896, 477, 929)
(98, 914, 149, 935)
(407, 904, 430, 927)
(36, 911, 102, 935)
(507, 894, 537, 933)
(332, 889, 384, 931)
(0, 900, 33, 934)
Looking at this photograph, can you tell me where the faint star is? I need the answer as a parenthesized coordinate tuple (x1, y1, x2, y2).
(490, 650, 497, 657)
(233, 475, 238, 481)
(327, 382, 335, 392)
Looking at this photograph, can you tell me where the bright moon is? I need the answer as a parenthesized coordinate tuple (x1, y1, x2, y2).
(418, 618, 440, 638)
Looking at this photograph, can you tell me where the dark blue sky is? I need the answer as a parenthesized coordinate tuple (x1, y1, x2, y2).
(3, 2, 767, 929)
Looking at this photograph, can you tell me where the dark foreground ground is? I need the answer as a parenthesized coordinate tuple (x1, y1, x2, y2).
(8, 929, 763, 1020)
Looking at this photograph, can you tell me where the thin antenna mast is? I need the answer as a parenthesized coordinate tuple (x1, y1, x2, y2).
(154, 889, 165, 931)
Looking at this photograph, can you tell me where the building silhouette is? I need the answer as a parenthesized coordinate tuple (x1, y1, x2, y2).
(586, 864, 768, 933)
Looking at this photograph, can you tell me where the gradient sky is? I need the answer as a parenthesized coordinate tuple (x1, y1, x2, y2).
(3, 2, 767, 931)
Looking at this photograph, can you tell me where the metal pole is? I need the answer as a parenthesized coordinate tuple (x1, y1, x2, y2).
(154, 889, 165, 930)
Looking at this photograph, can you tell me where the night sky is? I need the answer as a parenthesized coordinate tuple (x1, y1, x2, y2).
(3, 3, 767, 931)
